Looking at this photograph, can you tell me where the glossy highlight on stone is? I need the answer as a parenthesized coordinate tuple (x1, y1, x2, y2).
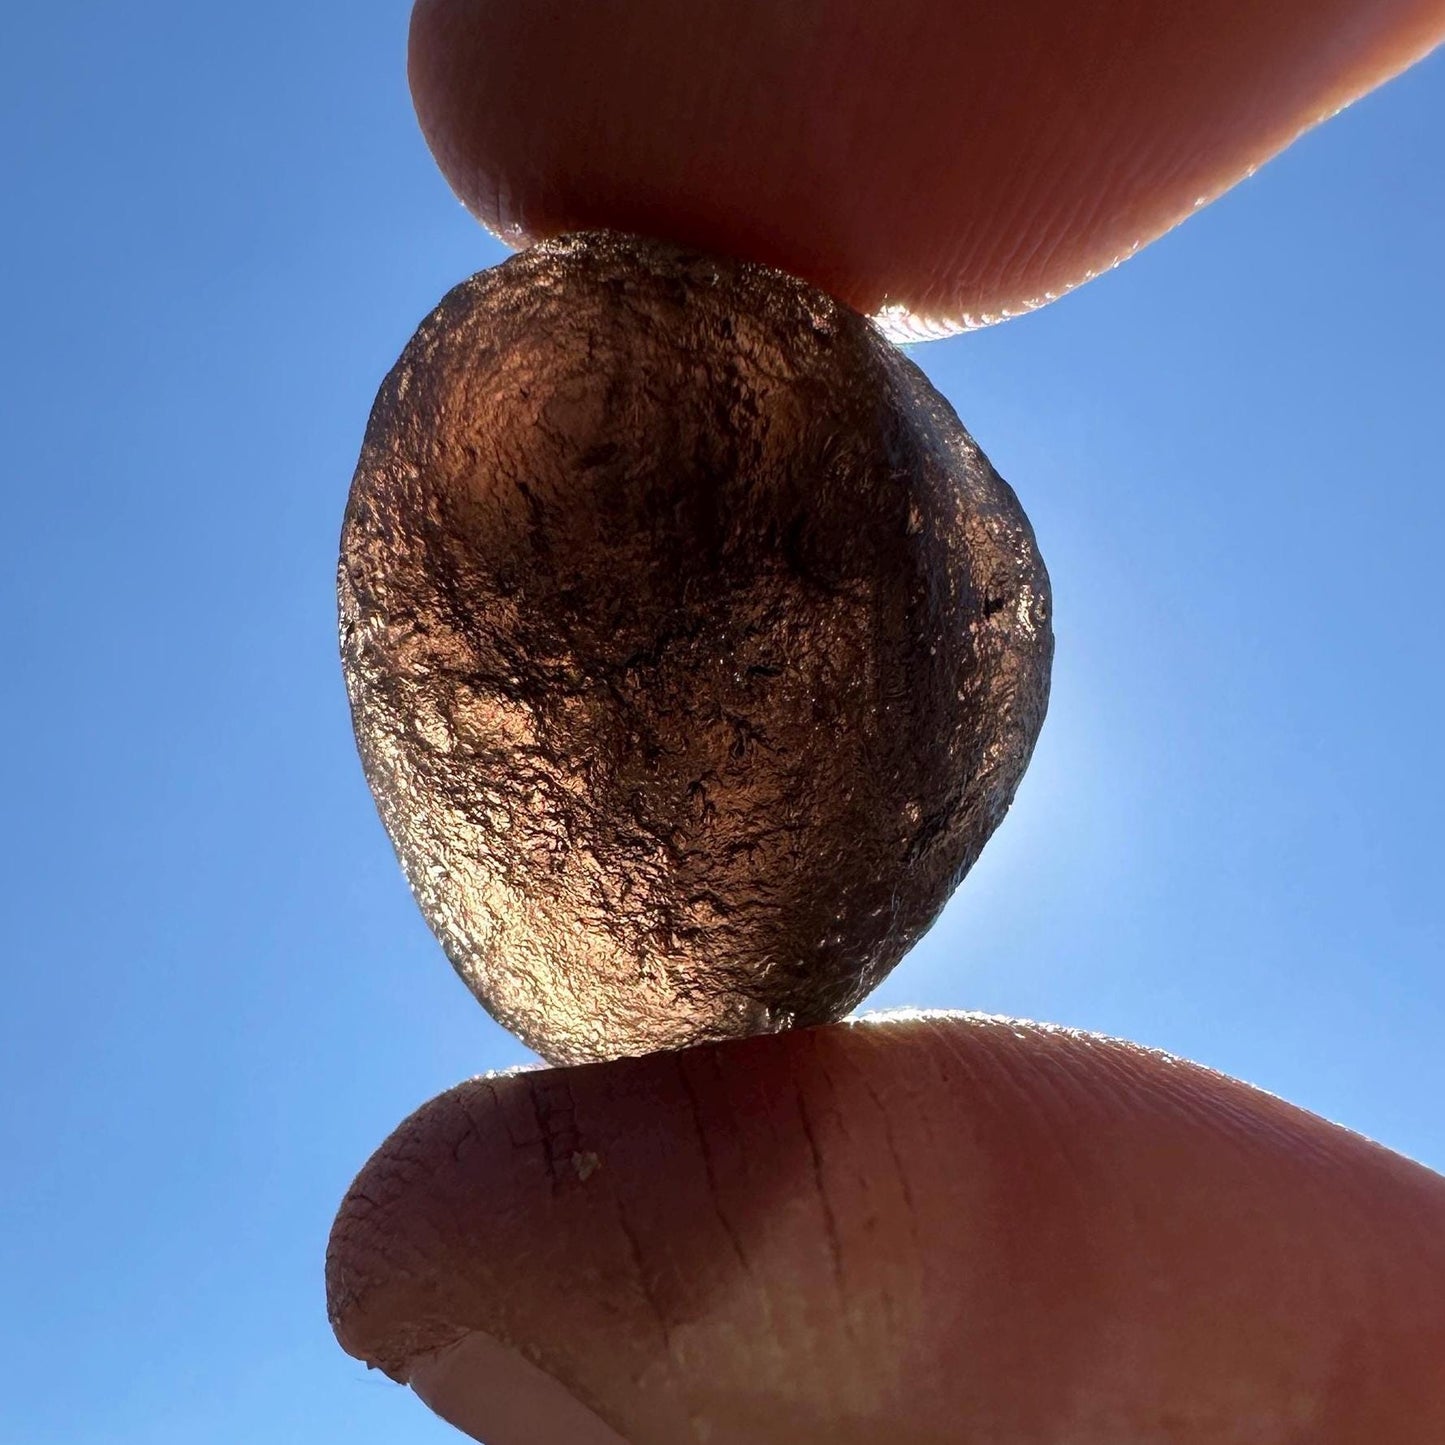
(339, 232, 1052, 1063)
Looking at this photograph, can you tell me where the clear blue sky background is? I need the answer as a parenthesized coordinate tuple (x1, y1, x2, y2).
(1, 5, 1441, 1442)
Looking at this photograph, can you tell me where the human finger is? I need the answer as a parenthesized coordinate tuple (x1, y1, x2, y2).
(408, 0, 1445, 331)
(327, 1012, 1445, 1443)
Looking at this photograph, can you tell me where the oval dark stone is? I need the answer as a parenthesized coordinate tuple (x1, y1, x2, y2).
(340, 232, 1052, 1063)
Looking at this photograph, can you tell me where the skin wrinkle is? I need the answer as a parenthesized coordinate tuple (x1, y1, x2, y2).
(673, 1055, 754, 1280)
(476, 1078, 528, 1154)
(851, 1036, 923, 1262)
(567, 1101, 693, 1434)
(687, 1062, 792, 1375)
(1064, 1041, 1431, 1439)
(801, 1037, 910, 1348)
(791, 1071, 854, 1345)
(598, 1080, 757, 1439)
(526, 1074, 581, 1194)
(712, 1048, 816, 1400)
(610, 1185, 679, 1361)
(962, 1037, 1236, 1436)
(966, 40, 1100, 299)
(925, 1026, 1107, 1441)
(992, 1026, 1094, 1157)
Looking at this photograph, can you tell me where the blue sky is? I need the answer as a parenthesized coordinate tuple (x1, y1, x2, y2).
(1, 5, 1441, 1442)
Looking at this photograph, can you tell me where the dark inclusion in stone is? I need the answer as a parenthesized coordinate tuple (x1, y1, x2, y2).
(339, 231, 1052, 1064)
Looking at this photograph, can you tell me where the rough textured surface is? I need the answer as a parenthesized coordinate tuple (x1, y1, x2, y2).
(339, 232, 1052, 1063)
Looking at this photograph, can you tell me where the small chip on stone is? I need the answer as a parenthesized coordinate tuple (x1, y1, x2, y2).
(339, 231, 1052, 1064)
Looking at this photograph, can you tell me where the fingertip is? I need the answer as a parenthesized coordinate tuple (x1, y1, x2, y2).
(328, 1015, 1445, 1443)
(407, 0, 1445, 330)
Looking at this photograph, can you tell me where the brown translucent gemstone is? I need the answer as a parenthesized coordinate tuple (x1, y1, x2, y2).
(339, 232, 1052, 1063)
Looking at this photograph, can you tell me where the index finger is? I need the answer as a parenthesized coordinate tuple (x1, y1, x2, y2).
(408, 0, 1445, 331)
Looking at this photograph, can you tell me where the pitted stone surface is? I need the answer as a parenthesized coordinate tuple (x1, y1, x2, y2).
(340, 232, 1052, 1063)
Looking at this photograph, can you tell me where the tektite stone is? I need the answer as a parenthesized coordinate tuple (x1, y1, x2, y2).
(339, 232, 1052, 1063)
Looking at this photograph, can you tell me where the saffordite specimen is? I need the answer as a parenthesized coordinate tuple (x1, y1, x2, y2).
(340, 232, 1052, 1063)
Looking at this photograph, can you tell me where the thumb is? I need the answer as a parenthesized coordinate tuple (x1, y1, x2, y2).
(327, 1013, 1445, 1444)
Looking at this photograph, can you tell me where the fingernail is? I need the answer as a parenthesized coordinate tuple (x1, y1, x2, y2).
(407, 1331, 630, 1445)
